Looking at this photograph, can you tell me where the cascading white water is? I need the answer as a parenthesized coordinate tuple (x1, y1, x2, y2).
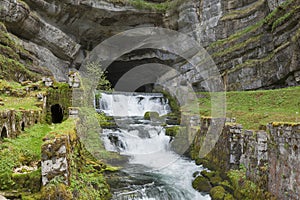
(98, 92, 171, 117)
(99, 92, 211, 200)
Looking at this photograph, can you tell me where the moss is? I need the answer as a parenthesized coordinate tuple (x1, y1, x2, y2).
(292, 27, 300, 42)
(224, 193, 235, 200)
(0, 54, 39, 82)
(227, 166, 273, 199)
(153, 86, 181, 122)
(209, 20, 264, 49)
(272, 11, 293, 31)
(41, 118, 112, 199)
(165, 126, 180, 137)
(192, 175, 212, 193)
(144, 111, 160, 120)
(41, 183, 73, 200)
(201, 170, 223, 186)
(107, 0, 177, 12)
(210, 186, 226, 200)
(0, 23, 36, 80)
(11, 168, 41, 192)
(212, 35, 262, 58)
(221, 0, 265, 21)
(272, 121, 300, 127)
(46, 82, 72, 123)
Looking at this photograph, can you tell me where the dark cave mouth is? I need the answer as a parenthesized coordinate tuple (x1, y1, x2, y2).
(1, 126, 8, 139)
(51, 104, 64, 124)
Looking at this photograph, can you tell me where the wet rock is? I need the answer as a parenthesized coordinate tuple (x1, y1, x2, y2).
(192, 175, 212, 193)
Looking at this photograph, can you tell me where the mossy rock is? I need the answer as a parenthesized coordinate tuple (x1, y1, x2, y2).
(165, 126, 180, 137)
(200, 170, 223, 186)
(224, 193, 235, 200)
(41, 183, 73, 200)
(219, 180, 234, 194)
(192, 176, 212, 193)
(195, 158, 216, 170)
(144, 111, 159, 120)
(210, 186, 226, 200)
(99, 121, 117, 129)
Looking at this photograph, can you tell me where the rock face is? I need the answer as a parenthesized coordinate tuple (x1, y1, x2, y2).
(0, 0, 299, 196)
(268, 123, 300, 200)
(191, 119, 300, 200)
(1, 0, 299, 90)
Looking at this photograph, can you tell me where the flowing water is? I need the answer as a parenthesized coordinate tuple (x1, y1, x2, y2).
(98, 92, 211, 200)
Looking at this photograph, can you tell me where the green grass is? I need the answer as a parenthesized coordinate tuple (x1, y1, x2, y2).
(0, 119, 78, 192)
(0, 123, 52, 190)
(0, 95, 41, 111)
(198, 86, 300, 130)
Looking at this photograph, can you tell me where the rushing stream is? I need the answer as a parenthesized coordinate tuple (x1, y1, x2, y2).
(98, 92, 211, 200)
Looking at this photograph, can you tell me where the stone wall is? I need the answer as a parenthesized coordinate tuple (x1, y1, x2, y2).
(0, 109, 42, 139)
(268, 123, 300, 199)
(41, 132, 73, 185)
(191, 118, 300, 199)
(45, 83, 72, 124)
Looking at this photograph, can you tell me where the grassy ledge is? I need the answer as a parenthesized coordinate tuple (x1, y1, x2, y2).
(198, 86, 300, 130)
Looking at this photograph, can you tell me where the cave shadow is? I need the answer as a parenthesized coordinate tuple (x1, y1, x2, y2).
(1, 126, 8, 139)
(51, 104, 64, 124)
(21, 122, 25, 131)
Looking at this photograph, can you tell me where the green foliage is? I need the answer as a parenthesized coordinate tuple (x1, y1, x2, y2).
(0, 54, 38, 82)
(0, 148, 17, 190)
(76, 107, 122, 161)
(227, 166, 269, 200)
(41, 183, 73, 200)
(0, 95, 41, 111)
(0, 24, 39, 82)
(210, 186, 226, 200)
(11, 168, 41, 192)
(0, 123, 52, 192)
(70, 171, 110, 200)
(85, 62, 112, 91)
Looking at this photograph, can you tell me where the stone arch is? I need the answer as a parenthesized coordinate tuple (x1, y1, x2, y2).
(1, 126, 8, 139)
(21, 122, 25, 131)
(51, 104, 64, 123)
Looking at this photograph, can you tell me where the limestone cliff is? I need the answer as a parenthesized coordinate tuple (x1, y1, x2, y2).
(0, 0, 299, 90)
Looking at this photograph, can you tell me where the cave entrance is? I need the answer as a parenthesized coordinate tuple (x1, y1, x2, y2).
(21, 122, 25, 131)
(51, 104, 63, 124)
(1, 127, 8, 139)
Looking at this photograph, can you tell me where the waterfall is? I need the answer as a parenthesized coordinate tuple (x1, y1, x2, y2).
(99, 92, 211, 200)
(98, 92, 171, 117)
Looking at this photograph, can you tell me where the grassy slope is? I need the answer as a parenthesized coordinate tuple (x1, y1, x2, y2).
(0, 119, 77, 188)
(198, 86, 300, 130)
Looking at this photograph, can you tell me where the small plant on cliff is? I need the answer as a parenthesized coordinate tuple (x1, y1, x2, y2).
(85, 62, 111, 91)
